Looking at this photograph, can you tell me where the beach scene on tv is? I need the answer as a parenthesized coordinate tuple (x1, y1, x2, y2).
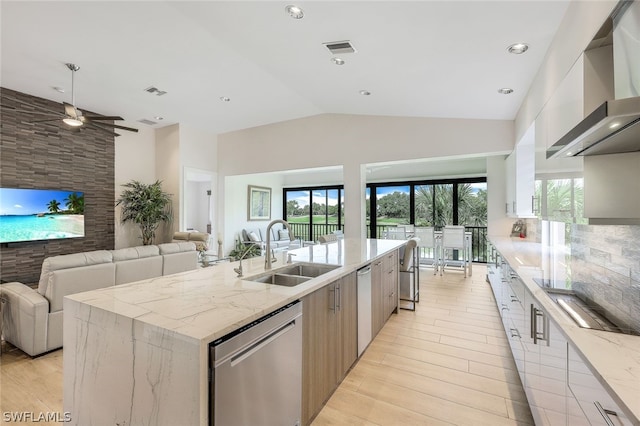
(0, 188, 85, 244)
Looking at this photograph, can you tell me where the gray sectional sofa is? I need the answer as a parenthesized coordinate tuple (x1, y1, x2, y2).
(0, 242, 198, 356)
(241, 226, 301, 252)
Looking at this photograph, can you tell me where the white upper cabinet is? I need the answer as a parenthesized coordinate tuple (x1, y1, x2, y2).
(505, 123, 535, 218)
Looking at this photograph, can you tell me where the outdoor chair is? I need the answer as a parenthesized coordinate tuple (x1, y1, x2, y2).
(413, 226, 438, 274)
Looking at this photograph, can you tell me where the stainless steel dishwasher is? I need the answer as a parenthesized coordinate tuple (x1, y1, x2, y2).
(357, 265, 372, 357)
(209, 300, 303, 426)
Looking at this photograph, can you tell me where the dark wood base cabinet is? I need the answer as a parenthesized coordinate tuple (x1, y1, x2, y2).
(302, 273, 357, 425)
(302, 249, 400, 425)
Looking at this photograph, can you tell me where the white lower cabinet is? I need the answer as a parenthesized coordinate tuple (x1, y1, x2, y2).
(567, 344, 632, 426)
(523, 297, 568, 426)
(490, 246, 633, 426)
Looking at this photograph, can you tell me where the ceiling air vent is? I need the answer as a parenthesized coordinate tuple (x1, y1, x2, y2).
(144, 86, 167, 96)
(323, 40, 356, 55)
(138, 119, 158, 126)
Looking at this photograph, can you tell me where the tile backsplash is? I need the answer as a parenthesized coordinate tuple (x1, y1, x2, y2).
(570, 224, 640, 334)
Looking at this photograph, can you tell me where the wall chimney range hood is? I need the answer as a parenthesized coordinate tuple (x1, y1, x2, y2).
(546, 96, 640, 159)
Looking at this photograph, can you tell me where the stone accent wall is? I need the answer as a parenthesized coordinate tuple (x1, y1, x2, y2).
(571, 224, 640, 334)
(0, 87, 115, 285)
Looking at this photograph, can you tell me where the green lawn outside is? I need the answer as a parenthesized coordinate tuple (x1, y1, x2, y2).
(287, 215, 340, 224)
(288, 216, 408, 225)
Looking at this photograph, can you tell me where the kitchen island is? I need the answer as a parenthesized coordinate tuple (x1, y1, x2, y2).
(63, 238, 405, 426)
(489, 236, 640, 425)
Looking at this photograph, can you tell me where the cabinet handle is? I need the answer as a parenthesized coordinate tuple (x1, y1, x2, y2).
(336, 285, 341, 311)
(510, 294, 519, 303)
(329, 286, 336, 311)
(531, 304, 546, 344)
(513, 201, 516, 213)
(510, 328, 520, 338)
(501, 304, 509, 311)
(594, 401, 617, 426)
(505, 203, 509, 213)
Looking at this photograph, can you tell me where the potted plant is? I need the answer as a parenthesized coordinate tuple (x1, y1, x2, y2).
(228, 239, 261, 261)
(116, 180, 172, 245)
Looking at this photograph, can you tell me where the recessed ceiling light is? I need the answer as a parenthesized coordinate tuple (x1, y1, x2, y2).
(53, 86, 65, 93)
(285, 5, 304, 19)
(331, 58, 345, 65)
(359, 90, 371, 96)
(507, 43, 529, 54)
(154, 116, 164, 121)
(498, 88, 514, 94)
(609, 122, 620, 129)
(219, 96, 231, 102)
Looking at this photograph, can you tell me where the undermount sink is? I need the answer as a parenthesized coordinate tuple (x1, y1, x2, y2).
(245, 263, 340, 287)
(277, 263, 340, 278)
(251, 273, 311, 287)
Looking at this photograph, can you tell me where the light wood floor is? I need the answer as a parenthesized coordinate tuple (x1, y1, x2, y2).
(0, 264, 533, 425)
(312, 264, 534, 426)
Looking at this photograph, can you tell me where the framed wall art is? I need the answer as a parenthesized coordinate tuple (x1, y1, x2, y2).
(248, 185, 271, 221)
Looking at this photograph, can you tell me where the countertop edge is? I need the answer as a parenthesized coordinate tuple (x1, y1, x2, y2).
(65, 239, 407, 347)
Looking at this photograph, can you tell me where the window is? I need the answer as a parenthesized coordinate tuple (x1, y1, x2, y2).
(284, 186, 343, 242)
(534, 175, 585, 225)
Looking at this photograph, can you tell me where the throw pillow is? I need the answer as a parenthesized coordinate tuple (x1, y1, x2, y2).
(279, 230, 290, 241)
(248, 231, 260, 242)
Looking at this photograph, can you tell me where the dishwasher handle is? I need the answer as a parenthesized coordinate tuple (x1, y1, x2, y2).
(358, 266, 372, 276)
(230, 320, 297, 368)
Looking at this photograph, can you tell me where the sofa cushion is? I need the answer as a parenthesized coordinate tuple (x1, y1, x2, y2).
(248, 231, 261, 242)
(172, 231, 190, 241)
(278, 229, 290, 241)
(158, 242, 198, 275)
(38, 250, 113, 298)
(114, 257, 163, 285)
(111, 245, 160, 261)
(45, 263, 116, 312)
(158, 242, 196, 254)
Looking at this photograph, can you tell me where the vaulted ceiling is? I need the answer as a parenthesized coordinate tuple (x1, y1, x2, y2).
(1, 1, 570, 136)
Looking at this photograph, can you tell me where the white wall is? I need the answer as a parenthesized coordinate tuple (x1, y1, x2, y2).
(223, 173, 285, 254)
(218, 113, 513, 242)
(218, 113, 513, 176)
(114, 125, 156, 248)
(155, 124, 181, 243)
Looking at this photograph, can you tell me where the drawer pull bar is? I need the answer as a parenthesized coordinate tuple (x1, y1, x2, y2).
(594, 401, 618, 426)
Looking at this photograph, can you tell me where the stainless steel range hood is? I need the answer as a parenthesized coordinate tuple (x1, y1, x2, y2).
(546, 96, 640, 158)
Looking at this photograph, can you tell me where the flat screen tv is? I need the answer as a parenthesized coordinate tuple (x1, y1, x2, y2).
(0, 188, 85, 244)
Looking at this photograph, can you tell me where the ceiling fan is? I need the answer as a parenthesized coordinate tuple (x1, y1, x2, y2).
(2, 63, 138, 137)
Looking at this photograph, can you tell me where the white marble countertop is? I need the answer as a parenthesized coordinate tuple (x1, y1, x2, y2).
(489, 236, 640, 424)
(66, 238, 405, 344)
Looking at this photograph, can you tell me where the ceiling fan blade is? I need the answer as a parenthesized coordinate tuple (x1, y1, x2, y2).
(85, 121, 120, 137)
(88, 120, 138, 134)
(108, 123, 139, 133)
(63, 102, 77, 118)
(84, 115, 125, 121)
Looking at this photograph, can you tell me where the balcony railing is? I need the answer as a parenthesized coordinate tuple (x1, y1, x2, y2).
(287, 222, 488, 263)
